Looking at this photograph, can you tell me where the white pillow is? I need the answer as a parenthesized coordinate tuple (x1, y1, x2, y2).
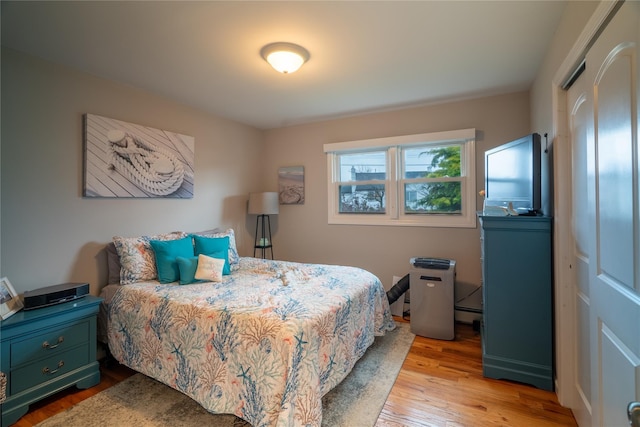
(194, 254, 225, 282)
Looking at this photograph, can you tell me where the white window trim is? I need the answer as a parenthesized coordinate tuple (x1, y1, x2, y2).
(324, 129, 476, 228)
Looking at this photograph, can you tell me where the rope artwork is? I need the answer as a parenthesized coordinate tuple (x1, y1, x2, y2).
(107, 129, 185, 196)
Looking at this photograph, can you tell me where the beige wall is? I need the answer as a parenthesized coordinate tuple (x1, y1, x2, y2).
(1, 48, 533, 304)
(531, 0, 598, 140)
(1, 48, 264, 295)
(262, 92, 531, 294)
(529, 1, 598, 219)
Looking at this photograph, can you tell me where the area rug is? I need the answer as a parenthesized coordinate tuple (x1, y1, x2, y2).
(36, 322, 414, 427)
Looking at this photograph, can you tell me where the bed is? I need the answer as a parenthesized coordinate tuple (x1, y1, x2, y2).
(100, 229, 395, 427)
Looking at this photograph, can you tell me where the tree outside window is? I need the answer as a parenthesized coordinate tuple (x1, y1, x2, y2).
(408, 145, 462, 214)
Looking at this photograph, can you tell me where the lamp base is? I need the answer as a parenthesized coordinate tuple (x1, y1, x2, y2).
(253, 214, 274, 259)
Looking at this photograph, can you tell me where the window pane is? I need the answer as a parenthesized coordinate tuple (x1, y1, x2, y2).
(338, 151, 386, 182)
(404, 145, 461, 178)
(325, 129, 476, 227)
(339, 184, 386, 213)
(404, 182, 461, 214)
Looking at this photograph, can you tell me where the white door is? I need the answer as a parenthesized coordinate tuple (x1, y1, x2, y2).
(567, 67, 592, 427)
(582, 1, 640, 425)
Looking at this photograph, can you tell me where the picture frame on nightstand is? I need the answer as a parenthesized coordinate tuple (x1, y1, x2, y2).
(0, 277, 23, 320)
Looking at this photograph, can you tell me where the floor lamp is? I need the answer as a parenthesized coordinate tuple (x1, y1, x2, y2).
(248, 192, 279, 259)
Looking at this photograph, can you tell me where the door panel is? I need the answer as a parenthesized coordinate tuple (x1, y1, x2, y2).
(568, 68, 592, 427)
(594, 46, 634, 288)
(601, 325, 639, 427)
(585, 1, 640, 425)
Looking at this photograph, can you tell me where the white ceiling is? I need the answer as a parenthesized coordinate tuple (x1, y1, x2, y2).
(1, 1, 567, 130)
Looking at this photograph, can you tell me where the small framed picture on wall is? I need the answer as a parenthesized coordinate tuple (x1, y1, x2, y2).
(0, 277, 23, 320)
(278, 166, 304, 205)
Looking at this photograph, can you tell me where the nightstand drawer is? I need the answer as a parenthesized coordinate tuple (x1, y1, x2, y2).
(11, 344, 90, 394)
(10, 320, 89, 367)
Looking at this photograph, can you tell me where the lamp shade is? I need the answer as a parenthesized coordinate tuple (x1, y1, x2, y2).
(260, 42, 310, 74)
(248, 192, 279, 215)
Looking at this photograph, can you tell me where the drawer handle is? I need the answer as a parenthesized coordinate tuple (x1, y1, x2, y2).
(42, 336, 64, 349)
(42, 360, 64, 375)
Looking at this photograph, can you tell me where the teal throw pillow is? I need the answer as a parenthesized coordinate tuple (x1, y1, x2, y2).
(176, 256, 202, 285)
(149, 236, 194, 283)
(177, 250, 229, 285)
(192, 235, 230, 275)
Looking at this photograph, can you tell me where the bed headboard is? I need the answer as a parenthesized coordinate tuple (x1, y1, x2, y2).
(105, 242, 121, 285)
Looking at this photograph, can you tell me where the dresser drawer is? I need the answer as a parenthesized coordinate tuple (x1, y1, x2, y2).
(11, 343, 90, 394)
(10, 320, 90, 367)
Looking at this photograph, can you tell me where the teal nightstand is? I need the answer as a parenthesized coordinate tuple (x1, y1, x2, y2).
(0, 295, 102, 426)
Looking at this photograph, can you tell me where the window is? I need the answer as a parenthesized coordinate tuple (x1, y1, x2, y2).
(324, 129, 476, 228)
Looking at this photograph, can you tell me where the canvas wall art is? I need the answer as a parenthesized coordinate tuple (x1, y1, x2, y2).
(278, 166, 304, 204)
(83, 114, 194, 198)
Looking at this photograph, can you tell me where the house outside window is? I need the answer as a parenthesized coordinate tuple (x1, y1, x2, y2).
(324, 129, 476, 228)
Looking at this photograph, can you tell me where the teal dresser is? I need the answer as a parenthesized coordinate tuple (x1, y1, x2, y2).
(0, 295, 102, 426)
(478, 214, 554, 391)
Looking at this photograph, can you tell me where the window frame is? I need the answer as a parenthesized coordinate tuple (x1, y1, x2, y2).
(324, 128, 476, 228)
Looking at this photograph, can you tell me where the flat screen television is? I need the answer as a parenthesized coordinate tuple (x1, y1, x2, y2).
(484, 133, 541, 215)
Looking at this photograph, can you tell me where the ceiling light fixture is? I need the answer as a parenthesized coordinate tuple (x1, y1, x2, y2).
(260, 42, 310, 74)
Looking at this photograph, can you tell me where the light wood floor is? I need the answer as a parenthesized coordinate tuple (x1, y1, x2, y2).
(377, 318, 576, 426)
(14, 318, 577, 427)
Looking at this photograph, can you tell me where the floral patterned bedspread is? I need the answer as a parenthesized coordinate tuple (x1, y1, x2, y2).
(108, 257, 395, 427)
